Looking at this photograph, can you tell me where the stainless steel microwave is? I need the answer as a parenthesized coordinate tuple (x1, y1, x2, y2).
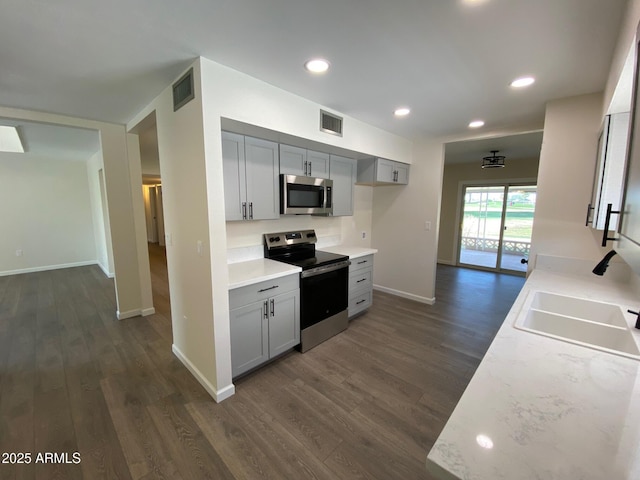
(280, 174, 333, 215)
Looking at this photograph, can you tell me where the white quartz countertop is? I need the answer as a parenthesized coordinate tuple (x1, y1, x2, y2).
(227, 258, 301, 290)
(426, 264, 640, 480)
(320, 245, 378, 259)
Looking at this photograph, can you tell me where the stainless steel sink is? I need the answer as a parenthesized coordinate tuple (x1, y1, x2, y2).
(514, 291, 640, 360)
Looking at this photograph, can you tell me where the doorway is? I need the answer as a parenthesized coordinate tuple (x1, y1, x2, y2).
(457, 183, 536, 274)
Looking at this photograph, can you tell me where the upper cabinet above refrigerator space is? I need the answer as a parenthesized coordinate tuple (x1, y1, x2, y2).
(356, 157, 410, 186)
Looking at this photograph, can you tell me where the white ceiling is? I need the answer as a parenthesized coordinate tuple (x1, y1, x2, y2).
(0, 118, 100, 161)
(445, 131, 543, 165)
(0, 0, 628, 160)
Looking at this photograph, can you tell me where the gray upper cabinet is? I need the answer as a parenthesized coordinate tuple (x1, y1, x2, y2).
(588, 112, 630, 233)
(222, 132, 279, 221)
(357, 157, 410, 185)
(329, 154, 357, 216)
(280, 144, 329, 178)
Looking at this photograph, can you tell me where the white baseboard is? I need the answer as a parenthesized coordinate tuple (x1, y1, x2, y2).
(116, 309, 141, 320)
(116, 307, 156, 319)
(0, 260, 99, 277)
(373, 284, 436, 305)
(172, 344, 235, 403)
(97, 261, 115, 278)
(437, 259, 456, 266)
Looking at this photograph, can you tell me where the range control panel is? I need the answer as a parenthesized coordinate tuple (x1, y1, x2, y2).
(263, 229, 317, 249)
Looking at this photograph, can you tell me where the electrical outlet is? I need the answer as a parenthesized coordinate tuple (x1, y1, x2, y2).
(361, 231, 367, 239)
(15, 249, 23, 257)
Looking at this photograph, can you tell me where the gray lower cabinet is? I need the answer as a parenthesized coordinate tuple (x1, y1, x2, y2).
(348, 254, 374, 317)
(229, 274, 300, 378)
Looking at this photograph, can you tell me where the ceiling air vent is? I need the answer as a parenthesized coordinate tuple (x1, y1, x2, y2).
(173, 68, 195, 112)
(320, 110, 343, 137)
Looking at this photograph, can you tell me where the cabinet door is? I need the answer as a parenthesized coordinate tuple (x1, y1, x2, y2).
(268, 289, 300, 358)
(307, 150, 330, 178)
(395, 162, 409, 185)
(594, 112, 629, 230)
(376, 159, 396, 183)
(230, 300, 269, 378)
(245, 136, 280, 220)
(329, 155, 357, 216)
(221, 132, 247, 221)
(279, 144, 307, 176)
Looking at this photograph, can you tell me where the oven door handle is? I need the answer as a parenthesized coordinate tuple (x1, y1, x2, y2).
(301, 260, 351, 278)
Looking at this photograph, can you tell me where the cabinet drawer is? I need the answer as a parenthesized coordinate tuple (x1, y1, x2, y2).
(350, 255, 374, 272)
(349, 290, 372, 317)
(229, 274, 299, 310)
(349, 268, 372, 292)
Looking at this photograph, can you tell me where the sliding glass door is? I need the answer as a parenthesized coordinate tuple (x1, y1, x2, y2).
(458, 184, 536, 274)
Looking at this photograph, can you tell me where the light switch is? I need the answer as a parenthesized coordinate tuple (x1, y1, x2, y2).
(425, 221, 431, 231)
(197, 240, 203, 256)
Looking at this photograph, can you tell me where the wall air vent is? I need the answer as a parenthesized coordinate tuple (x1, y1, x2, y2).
(173, 68, 195, 112)
(320, 110, 343, 137)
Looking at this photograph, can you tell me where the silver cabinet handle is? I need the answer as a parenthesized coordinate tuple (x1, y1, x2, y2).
(304, 160, 308, 176)
(357, 260, 368, 265)
(249, 202, 254, 220)
(270, 298, 275, 316)
(263, 300, 269, 319)
(309, 161, 312, 176)
(356, 278, 367, 283)
(242, 202, 247, 220)
(258, 285, 279, 293)
(356, 299, 366, 305)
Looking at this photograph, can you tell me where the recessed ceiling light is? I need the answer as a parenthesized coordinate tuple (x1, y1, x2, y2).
(0, 125, 25, 153)
(304, 58, 330, 74)
(394, 107, 411, 117)
(469, 120, 485, 128)
(511, 76, 535, 88)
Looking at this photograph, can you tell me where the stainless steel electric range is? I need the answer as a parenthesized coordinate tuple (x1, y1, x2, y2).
(264, 230, 350, 352)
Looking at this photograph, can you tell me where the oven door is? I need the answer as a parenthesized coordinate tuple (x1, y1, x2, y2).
(300, 261, 349, 330)
(280, 174, 333, 215)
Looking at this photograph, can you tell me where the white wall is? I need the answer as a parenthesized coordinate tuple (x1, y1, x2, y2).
(372, 138, 445, 304)
(528, 93, 605, 267)
(0, 152, 96, 275)
(87, 150, 115, 276)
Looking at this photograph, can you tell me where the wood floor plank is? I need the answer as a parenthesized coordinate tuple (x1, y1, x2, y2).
(146, 395, 236, 480)
(99, 374, 183, 480)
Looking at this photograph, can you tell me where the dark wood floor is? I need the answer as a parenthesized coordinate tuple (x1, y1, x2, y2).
(0, 249, 524, 480)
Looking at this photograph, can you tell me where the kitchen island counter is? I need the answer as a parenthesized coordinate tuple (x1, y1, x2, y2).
(426, 256, 640, 480)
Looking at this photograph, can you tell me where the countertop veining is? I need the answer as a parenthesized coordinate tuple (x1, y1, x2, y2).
(426, 258, 640, 480)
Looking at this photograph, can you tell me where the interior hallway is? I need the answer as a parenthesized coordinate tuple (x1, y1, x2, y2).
(0, 255, 524, 479)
